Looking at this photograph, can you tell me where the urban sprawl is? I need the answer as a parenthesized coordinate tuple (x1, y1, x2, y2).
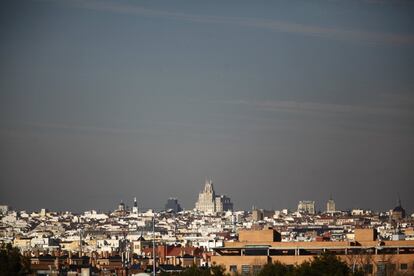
(1, 179, 414, 275)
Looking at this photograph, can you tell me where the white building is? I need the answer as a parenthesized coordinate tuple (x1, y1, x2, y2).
(0, 205, 9, 214)
(326, 198, 336, 213)
(132, 197, 139, 214)
(195, 179, 233, 214)
(297, 201, 315, 215)
(195, 179, 216, 213)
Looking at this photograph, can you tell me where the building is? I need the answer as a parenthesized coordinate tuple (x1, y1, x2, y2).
(118, 201, 125, 212)
(195, 178, 233, 214)
(391, 198, 406, 222)
(111, 201, 127, 216)
(252, 208, 263, 221)
(165, 198, 182, 213)
(132, 197, 139, 214)
(252, 207, 274, 221)
(215, 195, 233, 213)
(0, 205, 8, 215)
(195, 179, 216, 213)
(297, 200, 315, 215)
(212, 228, 414, 275)
(326, 197, 336, 214)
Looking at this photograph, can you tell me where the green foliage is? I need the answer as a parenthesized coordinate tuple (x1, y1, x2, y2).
(295, 254, 350, 276)
(0, 243, 31, 276)
(257, 253, 363, 276)
(179, 265, 212, 276)
(210, 263, 227, 276)
(159, 263, 226, 276)
(155, 254, 366, 276)
(258, 261, 295, 276)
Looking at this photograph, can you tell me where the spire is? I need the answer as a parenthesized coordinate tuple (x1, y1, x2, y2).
(204, 177, 214, 193)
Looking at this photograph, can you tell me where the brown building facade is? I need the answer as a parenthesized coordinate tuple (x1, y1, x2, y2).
(212, 229, 414, 275)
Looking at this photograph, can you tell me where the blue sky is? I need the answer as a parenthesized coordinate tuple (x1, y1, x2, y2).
(1, 0, 413, 212)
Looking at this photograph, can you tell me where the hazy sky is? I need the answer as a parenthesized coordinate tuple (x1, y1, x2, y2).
(1, 0, 413, 213)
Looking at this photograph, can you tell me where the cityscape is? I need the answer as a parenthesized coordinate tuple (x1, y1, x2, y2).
(1, 179, 414, 275)
(1, 0, 414, 275)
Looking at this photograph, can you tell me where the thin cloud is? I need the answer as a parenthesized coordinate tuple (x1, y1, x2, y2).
(225, 99, 414, 117)
(49, 0, 414, 46)
(18, 121, 146, 135)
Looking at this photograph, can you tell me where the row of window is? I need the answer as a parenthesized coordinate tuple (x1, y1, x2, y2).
(359, 263, 410, 276)
(240, 247, 414, 256)
(228, 263, 411, 275)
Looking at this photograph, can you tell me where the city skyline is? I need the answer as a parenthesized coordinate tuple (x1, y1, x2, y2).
(1, 0, 414, 213)
(1, 186, 410, 215)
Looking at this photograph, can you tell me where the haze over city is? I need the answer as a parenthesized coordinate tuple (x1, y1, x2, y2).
(1, 0, 414, 213)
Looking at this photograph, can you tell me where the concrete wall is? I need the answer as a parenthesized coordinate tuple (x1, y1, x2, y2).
(354, 229, 377, 242)
(212, 253, 414, 275)
(238, 229, 280, 243)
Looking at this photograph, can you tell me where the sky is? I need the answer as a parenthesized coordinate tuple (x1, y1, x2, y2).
(1, 0, 413, 213)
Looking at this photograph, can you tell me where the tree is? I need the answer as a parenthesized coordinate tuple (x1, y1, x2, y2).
(159, 263, 227, 276)
(297, 253, 350, 276)
(0, 243, 31, 276)
(258, 253, 364, 276)
(258, 261, 295, 276)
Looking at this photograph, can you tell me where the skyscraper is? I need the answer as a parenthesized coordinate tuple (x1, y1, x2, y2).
(195, 178, 233, 213)
(195, 179, 216, 213)
(164, 198, 182, 213)
(391, 197, 406, 221)
(297, 200, 315, 215)
(132, 197, 138, 214)
(326, 197, 336, 214)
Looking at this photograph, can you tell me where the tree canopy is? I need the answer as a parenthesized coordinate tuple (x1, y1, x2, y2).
(167, 253, 364, 276)
(0, 243, 31, 276)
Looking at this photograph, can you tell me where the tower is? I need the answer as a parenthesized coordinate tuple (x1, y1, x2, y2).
(118, 200, 125, 211)
(132, 197, 138, 214)
(195, 178, 216, 213)
(391, 196, 406, 222)
(326, 196, 336, 214)
(195, 178, 233, 213)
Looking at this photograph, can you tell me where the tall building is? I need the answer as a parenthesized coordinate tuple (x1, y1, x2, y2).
(297, 200, 315, 215)
(252, 207, 263, 221)
(215, 195, 233, 213)
(251, 207, 274, 221)
(326, 197, 336, 213)
(195, 179, 216, 213)
(132, 197, 138, 214)
(165, 198, 182, 213)
(195, 178, 233, 213)
(391, 198, 406, 221)
(118, 200, 125, 211)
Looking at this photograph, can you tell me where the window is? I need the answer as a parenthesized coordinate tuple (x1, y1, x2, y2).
(363, 264, 373, 274)
(252, 265, 261, 275)
(400, 263, 408, 270)
(229, 265, 237, 272)
(387, 264, 396, 272)
(241, 265, 250, 275)
(245, 249, 267, 256)
(377, 263, 386, 272)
